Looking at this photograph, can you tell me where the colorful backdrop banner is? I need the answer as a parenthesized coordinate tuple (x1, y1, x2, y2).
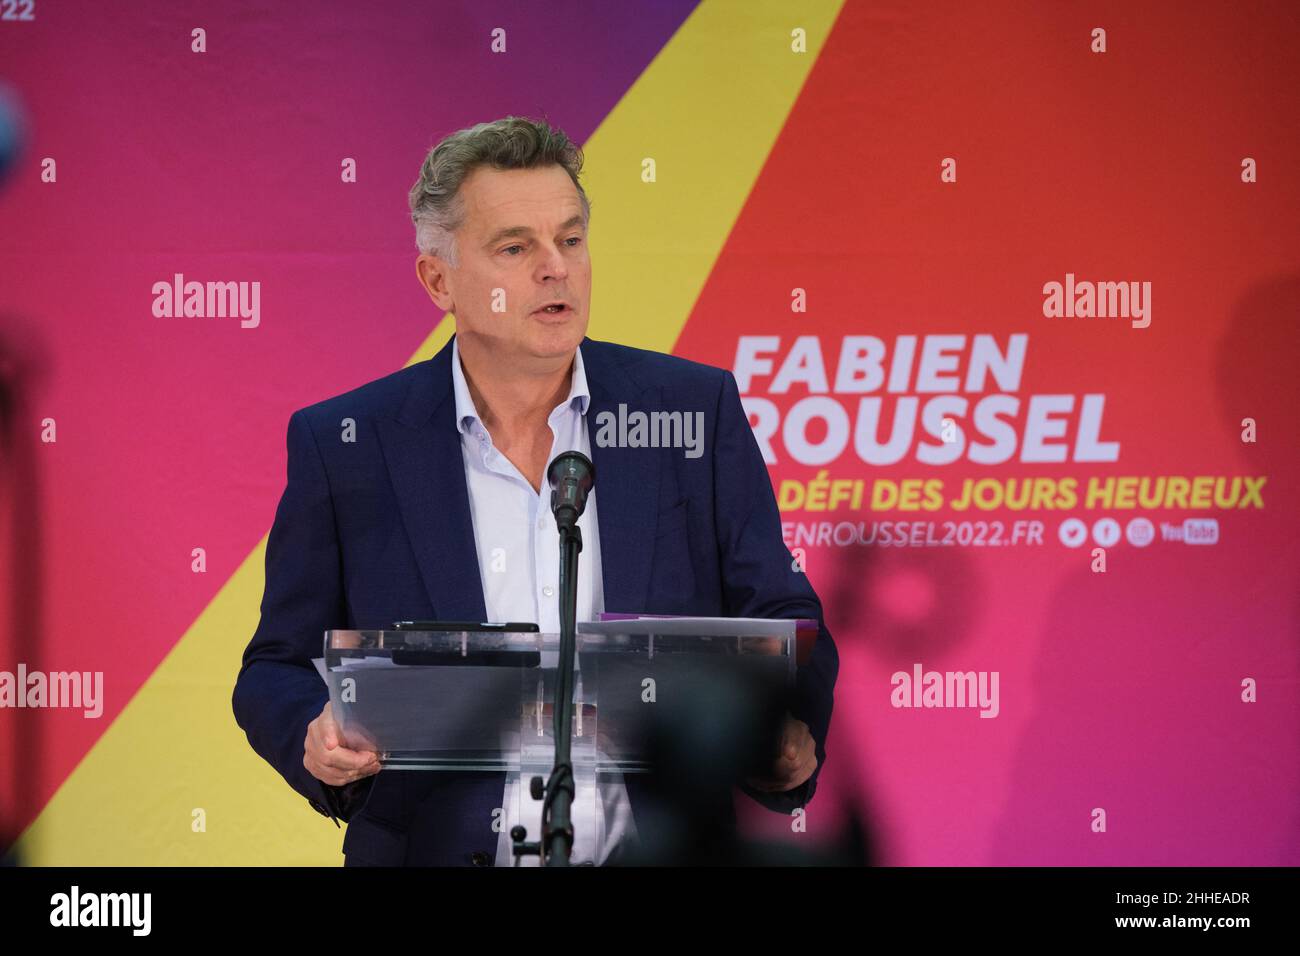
(0, 0, 1296, 866)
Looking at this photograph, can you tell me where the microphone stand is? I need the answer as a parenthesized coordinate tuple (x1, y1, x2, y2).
(513, 452, 592, 867)
(544, 520, 582, 866)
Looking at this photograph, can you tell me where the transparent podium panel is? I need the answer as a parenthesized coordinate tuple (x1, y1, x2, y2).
(320, 621, 796, 865)
(320, 619, 796, 775)
(573, 619, 797, 772)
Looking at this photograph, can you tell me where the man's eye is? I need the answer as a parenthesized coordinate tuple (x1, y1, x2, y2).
(565, 237, 583, 247)
(502, 244, 524, 255)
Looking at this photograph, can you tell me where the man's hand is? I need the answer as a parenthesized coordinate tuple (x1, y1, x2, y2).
(304, 701, 381, 786)
(744, 715, 817, 793)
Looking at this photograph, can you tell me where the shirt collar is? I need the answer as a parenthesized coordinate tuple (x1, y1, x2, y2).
(451, 336, 591, 436)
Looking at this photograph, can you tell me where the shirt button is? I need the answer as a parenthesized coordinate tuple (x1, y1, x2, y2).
(537, 517, 546, 530)
(543, 586, 554, 597)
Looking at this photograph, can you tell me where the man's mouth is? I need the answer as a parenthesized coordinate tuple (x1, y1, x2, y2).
(533, 302, 572, 315)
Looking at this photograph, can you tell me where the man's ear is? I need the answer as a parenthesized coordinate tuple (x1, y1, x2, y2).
(415, 254, 454, 311)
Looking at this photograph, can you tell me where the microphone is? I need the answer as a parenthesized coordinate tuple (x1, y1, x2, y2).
(547, 451, 595, 532)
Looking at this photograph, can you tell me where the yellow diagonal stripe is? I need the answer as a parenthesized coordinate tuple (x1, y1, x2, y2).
(16, 0, 843, 864)
(584, 0, 845, 352)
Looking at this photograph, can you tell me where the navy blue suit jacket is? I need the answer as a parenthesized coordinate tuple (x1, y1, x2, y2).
(232, 335, 838, 865)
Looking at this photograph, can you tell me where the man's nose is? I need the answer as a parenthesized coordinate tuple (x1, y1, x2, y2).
(536, 241, 569, 281)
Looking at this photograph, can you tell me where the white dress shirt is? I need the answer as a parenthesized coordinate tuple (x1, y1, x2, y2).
(450, 338, 635, 866)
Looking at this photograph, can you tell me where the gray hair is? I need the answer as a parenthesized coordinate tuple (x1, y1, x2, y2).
(408, 116, 590, 266)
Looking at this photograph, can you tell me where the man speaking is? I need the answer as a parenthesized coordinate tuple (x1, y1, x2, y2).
(232, 116, 839, 866)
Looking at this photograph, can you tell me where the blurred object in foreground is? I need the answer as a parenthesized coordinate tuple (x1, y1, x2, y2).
(617, 656, 872, 866)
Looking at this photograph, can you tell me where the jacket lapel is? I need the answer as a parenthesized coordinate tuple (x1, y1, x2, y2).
(582, 338, 661, 616)
(375, 336, 488, 622)
(375, 334, 661, 623)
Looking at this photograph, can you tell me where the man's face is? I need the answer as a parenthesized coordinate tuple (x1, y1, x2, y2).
(417, 164, 590, 367)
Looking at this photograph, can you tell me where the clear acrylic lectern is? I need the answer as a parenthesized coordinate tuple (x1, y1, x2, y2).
(317, 617, 799, 864)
